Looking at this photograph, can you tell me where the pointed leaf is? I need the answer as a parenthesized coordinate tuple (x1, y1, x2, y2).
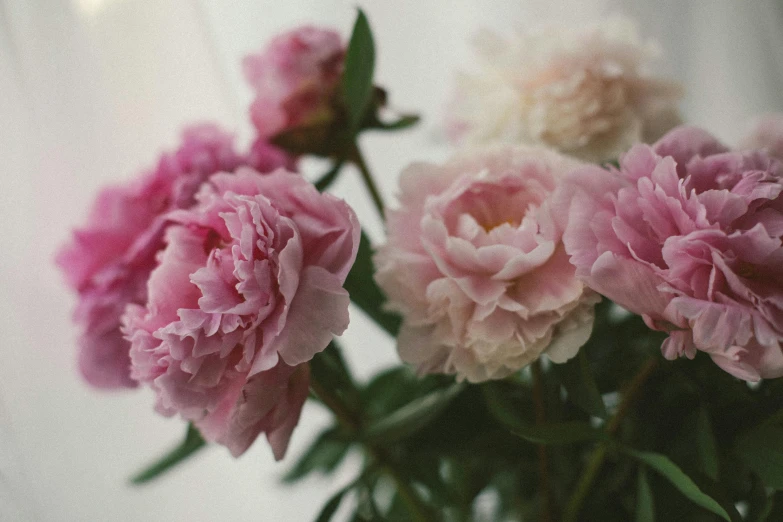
(130, 424, 206, 484)
(283, 427, 351, 483)
(510, 422, 608, 445)
(315, 161, 345, 192)
(736, 423, 783, 490)
(747, 479, 776, 522)
(636, 467, 655, 522)
(316, 487, 350, 522)
(355, 481, 382, 521)
(363, 383, 464, 444)
(552, 349, 607, 419)
(694, 408, 719, 481)
(624, 449, 730, 521)
(370, 114, 420, 131)
(758, 491, 783, 522)
(344, 230, 401, 336)
(310, 341, 362, 411)
(342, 9, 375, 133)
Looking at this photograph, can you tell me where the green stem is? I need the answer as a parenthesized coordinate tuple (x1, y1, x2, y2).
(562, 358, 659, 522)
(371, 447, 432, 522)
(350, 143, 386, 221)
(310, 363, 433, 521)
(309, 375, 360, 433)
(531, 360, 553, 522)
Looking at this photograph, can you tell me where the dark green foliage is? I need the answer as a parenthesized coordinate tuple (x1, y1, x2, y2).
(288, 288, 783, 521)
(636, 468, 654, 522)
(622, 449, 730, 521)
(343, 230, 402, 336)
(736, 419, 783, 490)
(283, 427, 352, 483)
(552, 348, 608, 419)
(129, 11, 783, 522)
(130, 424, 205, 484)
(341, 9, 375, 133)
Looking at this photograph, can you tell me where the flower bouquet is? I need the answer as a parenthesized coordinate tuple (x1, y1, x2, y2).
(57, 10, 783, 522)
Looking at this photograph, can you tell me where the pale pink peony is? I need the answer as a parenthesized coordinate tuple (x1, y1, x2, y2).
(244, 26, 345, 139)
(555, 126, 783, 381)
(739, 114, 783, 161)
(56, 124, 292, 389)
(123, 169, 359, 457)
(374, 147, 600, 383)
(447, 17, 682, 162)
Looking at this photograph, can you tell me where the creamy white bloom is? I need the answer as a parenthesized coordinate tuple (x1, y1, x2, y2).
(447, 17, 683, 162)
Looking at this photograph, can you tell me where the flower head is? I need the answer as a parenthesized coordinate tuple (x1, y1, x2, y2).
(56, 124, 282, 388)
(555, 126, 783, 381)
(244, 26, 345, 140)
(447, 17, 682, 162)
(375, 147, 599, 382)
(124, 169, 359, 457)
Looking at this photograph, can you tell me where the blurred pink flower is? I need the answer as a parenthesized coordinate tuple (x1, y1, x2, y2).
(244, 26, 345, 139)
(56, 124, 292, 389)
(555, 126, 783, 381)
(375, 147, 599, 383)
(124, 169, 359, 457)
(739, 114, 783, 161)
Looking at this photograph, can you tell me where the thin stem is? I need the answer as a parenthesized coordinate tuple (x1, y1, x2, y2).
(531, 360, 553, 522)
(310, 363, 433, 521)
(371, 447, 433, 522)
(562, 358, 659, 522)
(350, 143, 386, 221)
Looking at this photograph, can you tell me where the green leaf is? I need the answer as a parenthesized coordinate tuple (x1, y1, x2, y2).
(341, 9, 375, 133)
(369, 114, 420, 131)
(636, 467, 655, 522)
(343, 230, 401, 336)
(693, 408, 719, 481)
(552, 348, 608, 419)
(283, 427, 351, 483)
(736, 423, 783, 489)
(481, 382, 525, 430)
(623, 449, 730, 521)
(363, 383, 464, 444)
(310, 341, 362, 411)
(316, 470, 378, 522)
(355, 479, 383, 521)
(758, 491, 783, 522)
(315, 160, 345, 192)
(130, 424, 206, 484)
(316, 487, 350, 522)
(510, 421, 608, 445)
(747, 478, 776, 522)
(362, 367, 435, 418)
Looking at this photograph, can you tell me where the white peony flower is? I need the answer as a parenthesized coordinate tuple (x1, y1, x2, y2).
(446, 16, 683, 162)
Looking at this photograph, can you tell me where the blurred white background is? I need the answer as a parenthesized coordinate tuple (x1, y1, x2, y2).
(2, 0, 783, 520)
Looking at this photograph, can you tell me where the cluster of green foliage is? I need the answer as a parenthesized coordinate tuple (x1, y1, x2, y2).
(131, 10, 783, 521)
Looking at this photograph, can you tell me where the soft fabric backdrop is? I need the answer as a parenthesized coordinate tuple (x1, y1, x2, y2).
(1, 0, 782, 520)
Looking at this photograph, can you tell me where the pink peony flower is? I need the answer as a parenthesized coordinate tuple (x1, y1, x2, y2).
(123, 169, 359, 457)
(739, 114, 783, 161)
(243, 26, 345, 139)
(374, 147, 600, 383)
(554, 126, 783, 381)
(56, 124, 292, 389)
